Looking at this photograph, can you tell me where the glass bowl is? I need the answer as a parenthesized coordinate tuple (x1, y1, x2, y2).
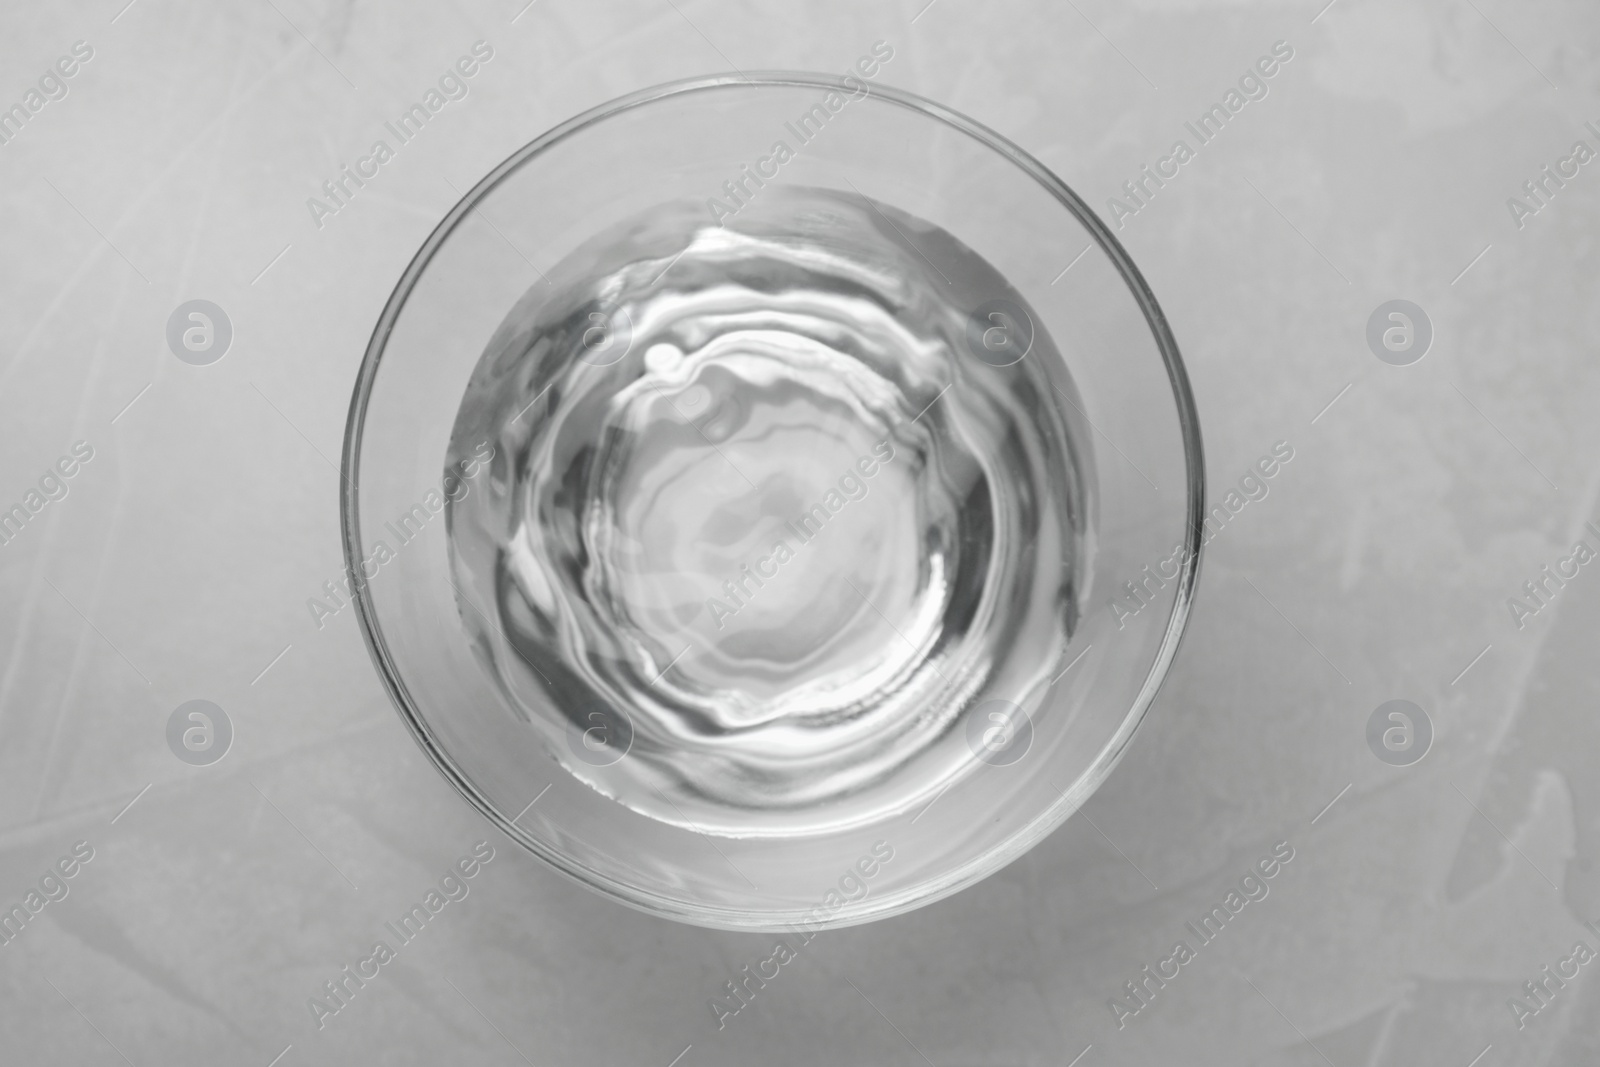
(341, 71, 1203, 930)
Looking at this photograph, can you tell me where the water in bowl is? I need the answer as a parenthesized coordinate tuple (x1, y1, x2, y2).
(444, 186, 1092, 838)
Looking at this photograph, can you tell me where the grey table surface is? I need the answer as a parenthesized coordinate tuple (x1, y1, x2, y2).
(1, 0, 1598, 1064)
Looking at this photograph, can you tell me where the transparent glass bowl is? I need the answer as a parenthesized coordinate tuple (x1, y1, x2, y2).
(341, 72, 1204, 930)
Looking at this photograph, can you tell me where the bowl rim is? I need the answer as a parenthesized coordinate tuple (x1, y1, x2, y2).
(341, 69, 1206, 931)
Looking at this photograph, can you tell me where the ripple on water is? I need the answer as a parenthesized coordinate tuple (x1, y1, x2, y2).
(445, 186, 1092, 837)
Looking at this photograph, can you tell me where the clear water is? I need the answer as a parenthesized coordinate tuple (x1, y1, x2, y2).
(445, 186, 1092, 838)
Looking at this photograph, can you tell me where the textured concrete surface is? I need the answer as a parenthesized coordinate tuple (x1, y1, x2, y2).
(0, 0, 1597, 1064)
